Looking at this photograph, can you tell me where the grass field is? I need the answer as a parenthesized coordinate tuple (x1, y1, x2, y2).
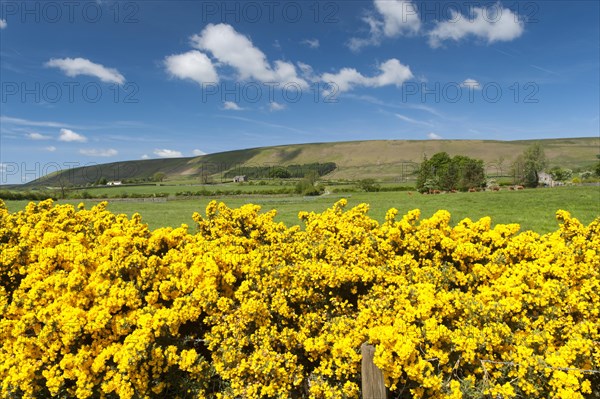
(4, 185, 599, 234)
(67, 181, 297, 197)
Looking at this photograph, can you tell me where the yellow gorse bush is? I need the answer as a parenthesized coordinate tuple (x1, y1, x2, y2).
(0, 199, 598, 399)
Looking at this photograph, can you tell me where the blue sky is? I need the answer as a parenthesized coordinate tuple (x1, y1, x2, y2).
(0, 0, 599, 184)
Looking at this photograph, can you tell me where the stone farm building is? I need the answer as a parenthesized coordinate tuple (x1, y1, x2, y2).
(538, 172, 559, 187)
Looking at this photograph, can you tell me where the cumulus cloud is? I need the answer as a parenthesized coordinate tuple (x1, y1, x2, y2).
(428, 3, 525, 48)
(461, 78, 481, 90)
(192, 149, 206, 156)
(45, 146, 57, 152)
(269, 102, 286, 111)
(79, 148, 118, 157)
(190, 23, 307, 87)
(154, 149, 183, 158)
(45, 57, 125, 84)
(321, 59, 413, 93)
(348, 0, 420, 51)
(223, 101, 243, 111)
(374, 0, 421, 37)
(27, 132, 51, 140)
(322, 68, 366, 93)
(302, 38, 320, 49)
(0, 19, 7, 29)
(164, 50, 219, 85)
(141, 154, 150, 159)
(427, 132, 443, 140)
(58, 128, 87, 142)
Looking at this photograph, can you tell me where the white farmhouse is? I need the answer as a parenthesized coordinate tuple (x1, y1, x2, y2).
(538, 172, 555, 187)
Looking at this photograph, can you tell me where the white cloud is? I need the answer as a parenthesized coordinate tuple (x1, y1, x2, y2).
(348, 0, 420, 51)
(302, 38, 320, 49)
(461, 78, 481, 90)
(141, 154, 150, 159)
(45, 57, 125, 84)
(323, 68, 366, 92)
(190, 23, 307, 88)
(218, 115, 308, 135)
(0, 19, 7, 29)
(0, 115, 75, 129)
(297, 62, 318, 82)
(192, 149, 206, 156)
(58, 128, 87, 142)
(395, 114, 434, 127)
(154, 148, 183, 158)
(223, 101, 243, 111)
(45, 146, 57, 152)
(374, 0, 421, 37)
(27, 132, 52, 140)
(370, 59, 414, 87)
(530, 64, 559, 76)
(79, 148, 118, 157)
(428, 3, 525, 48)
(164, 50, 219, 85)
(427, 132, 443, 140)
(321, 59, 413, 93)
(269, 102, 286, 111)
(347, 16, 383, 52)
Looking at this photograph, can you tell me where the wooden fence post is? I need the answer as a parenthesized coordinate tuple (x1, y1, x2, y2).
(361, 342, 387, 399)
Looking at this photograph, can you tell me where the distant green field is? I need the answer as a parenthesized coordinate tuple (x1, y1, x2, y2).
(68, 181, 296, 197)
(20, 137, 600, 187)
(4, 186, 599, 234)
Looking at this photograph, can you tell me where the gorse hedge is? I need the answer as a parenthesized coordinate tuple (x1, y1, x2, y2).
(0, 199, 598, 398)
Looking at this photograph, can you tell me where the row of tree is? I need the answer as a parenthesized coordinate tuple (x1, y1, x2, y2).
(415, 143, 597, 192)
(223, 163, 337, 180)
(416, 152, 486, 192)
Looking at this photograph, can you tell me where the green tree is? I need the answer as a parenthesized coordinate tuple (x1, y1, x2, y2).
(457, 157, 485, 190)
(153, 172, 166, 182)
(269, 167, 291, 179)
(416, 152, 452, 192)
(416, 156, 432, 191)
(295, 171, 323, 196)
(416, 152, 485, 192)
(549, 167, 573, 182)
(579, 170, 593, 180)
(423, 178, 439, 193)
(520, 142, 548, 187)
(439, 160, 459, 191)
(357, 178, 380, 192)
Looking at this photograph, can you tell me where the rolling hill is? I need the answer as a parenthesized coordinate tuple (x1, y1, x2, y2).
(22, 137, 600, 187)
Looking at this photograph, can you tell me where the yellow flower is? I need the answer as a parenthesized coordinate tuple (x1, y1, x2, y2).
(0, 199, 597, 398)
